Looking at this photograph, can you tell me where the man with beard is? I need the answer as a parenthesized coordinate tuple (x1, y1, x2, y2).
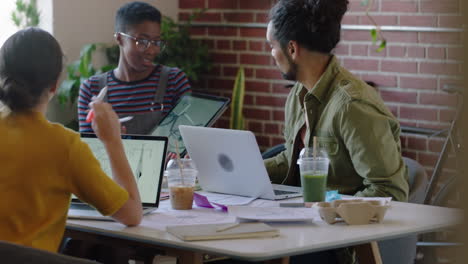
(264, 0, 409, 203)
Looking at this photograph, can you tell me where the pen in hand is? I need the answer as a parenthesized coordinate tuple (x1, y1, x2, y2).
(86, 87, 108, 123)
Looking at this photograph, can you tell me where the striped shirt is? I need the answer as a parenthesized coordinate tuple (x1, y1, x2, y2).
(78, 64, 191, 132)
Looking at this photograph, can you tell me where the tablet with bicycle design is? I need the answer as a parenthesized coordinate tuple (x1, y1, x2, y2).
(150, 93, 230, 155)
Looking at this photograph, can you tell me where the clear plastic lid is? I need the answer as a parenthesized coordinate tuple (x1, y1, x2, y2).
(165, 158, 197, 171)
(297, 147, 328, 164)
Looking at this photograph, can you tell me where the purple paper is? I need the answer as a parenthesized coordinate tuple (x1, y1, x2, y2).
(193, 193, 228, 212)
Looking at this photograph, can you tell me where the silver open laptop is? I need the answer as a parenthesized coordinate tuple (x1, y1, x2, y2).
(179, 125, 302, 200)
(68, 133, 168, 221)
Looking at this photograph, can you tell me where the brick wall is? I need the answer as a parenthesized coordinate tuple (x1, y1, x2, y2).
(179, 0, 463, 198)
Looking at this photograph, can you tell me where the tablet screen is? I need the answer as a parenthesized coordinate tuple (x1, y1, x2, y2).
(151, 93, 230, 154)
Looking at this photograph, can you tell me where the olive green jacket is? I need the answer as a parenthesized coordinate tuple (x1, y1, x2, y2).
(265, 56, 409, 202)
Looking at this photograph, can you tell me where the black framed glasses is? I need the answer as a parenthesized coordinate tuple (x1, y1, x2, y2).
(118, 32, 165, 51)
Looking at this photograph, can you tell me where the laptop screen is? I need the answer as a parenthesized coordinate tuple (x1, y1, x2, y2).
(74, 133, 168, 206)
(151, 93, 230, 155)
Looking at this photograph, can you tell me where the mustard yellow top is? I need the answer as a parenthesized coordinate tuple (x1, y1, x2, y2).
(0, 111, 129, 252)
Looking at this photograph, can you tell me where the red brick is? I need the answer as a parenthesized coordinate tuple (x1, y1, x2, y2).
(249, 40, 264, 51)
(256, 13, 269, 23)
(447, 47, 463, 60)
(223, 66, 239, 77)
(223, 12, 254, 23)
(239, 0, 272, 10)
(384, 32, 418, 43)
(240, 54, 271, 65)
(428, 138, 444, 153)
(208, 0, 237, 9)
(351, 44, 367, 56)
(440, 109, 456, 123)
(208, 79, 234, 90)
(233, 40, 247, 50)
(179, 13, 190, 21)
(348, 0, 378, 12)
(421, 1, 460, 13)
(402, 151, 417, 161)
(247, 121, 263, 134)
(216, 40, 231, 50)
(400, 106, 438, 121)
(342, 15, 359, 24)
(369, 45, 388, 57)
(245, 81, 270, 93)
(208, 27, 238, 37)
(244, 68, 254, 78)
(360, 15, 397, 26)
(388, 46, 406, 57)
(272, 83, 294, 94)
(180, 0, 205, 9)
(256, 68, 282, 79)
(194, 12, 222, 22)
(256, 135, 271, 149)
(343, 58, 379, 71)
(211, 52, 237, 64)
(400, 77, 437, 90)
(333, 44, 349, 56)
(243, 94, 255, 105)
(380, 90, 417, 104)
(207, 65, 221, 76)
(420, 62, 461, 75)
(360, 74, 397, 87)
(201, 39, 215, 49)
(240, 28, 267, 38)
(440, 79, 464, 92)
(381, 1, 418, 12)
(256, 95, 286, 107)
(387, 105, 398, 117)
(271, 136, 285, 147)
(189, 27, 206, 36)
(407, 136, 428, 151)
(407, 47, 425, 58)
(418, 152, 439, 167)
(439, 15, 464, 28)
(342, 30, 374, 41)
(420, 93, 457, 107)
(427, 47, 446, 60)
(419, 32, 461, 45)
(400, 15, 437, 27)
(273, 110, 285, 121)
(244, 107, 271, 120)
(265, 123, 280, 135)
(381, 61, 418, 74)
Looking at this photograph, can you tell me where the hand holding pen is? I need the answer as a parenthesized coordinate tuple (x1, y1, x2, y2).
(86, 87, 133, 123)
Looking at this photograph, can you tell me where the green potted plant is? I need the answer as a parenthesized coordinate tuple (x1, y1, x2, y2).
(11, 0, 40, 28)
(230, 67, 245, 130)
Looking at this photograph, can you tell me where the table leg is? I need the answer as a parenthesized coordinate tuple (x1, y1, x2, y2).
(264, 256, 290, 264)
(354, 241, 382, 264)
(166, 249, 203, 264)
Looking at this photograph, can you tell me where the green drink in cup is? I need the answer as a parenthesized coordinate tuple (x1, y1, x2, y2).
(297, 144, 329, 202)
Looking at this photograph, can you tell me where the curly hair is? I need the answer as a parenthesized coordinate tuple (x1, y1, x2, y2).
(269, 0, 349, 54)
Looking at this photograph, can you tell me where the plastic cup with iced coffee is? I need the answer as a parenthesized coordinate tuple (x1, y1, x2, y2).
(165, 158, 197, 210)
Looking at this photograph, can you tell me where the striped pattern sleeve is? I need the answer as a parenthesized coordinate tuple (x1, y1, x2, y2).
(167, 67, 191, 105)
(78, 77, 98, 132)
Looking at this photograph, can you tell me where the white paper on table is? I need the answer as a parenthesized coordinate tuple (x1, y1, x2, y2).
(228, 206, 318, 222)
(196, 191, 257, 206)
(341, 197, 392, 205)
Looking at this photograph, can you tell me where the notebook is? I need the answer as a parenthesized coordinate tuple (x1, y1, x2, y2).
(179, 126, 302, 200)
(166, 222, 279, 241)
(68, 133, 168, 221)
(151, 93, 230, 155)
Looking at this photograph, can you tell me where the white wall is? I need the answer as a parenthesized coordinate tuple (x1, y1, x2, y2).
(45, 0, 178, 124)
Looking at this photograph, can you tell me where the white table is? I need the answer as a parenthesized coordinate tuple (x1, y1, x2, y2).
(66, 198, 461, 263)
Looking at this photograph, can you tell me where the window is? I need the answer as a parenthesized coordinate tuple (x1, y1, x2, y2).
(0, 1, 18, 46)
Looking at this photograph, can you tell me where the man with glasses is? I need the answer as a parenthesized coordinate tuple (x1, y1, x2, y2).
(78, 1, 191, 135)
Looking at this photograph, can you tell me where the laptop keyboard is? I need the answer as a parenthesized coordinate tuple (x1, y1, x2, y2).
(274, 189, 297, 195)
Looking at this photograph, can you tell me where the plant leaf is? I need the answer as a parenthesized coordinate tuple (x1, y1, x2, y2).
(370, 29, 377, 44)
(58, 79, 77, 105)
(360, 0, 369, 6)
(230, 67, 245, 130)
(376, 39, 387, 53)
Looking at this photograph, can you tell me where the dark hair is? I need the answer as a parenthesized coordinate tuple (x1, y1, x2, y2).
(115, 1, 162, 33)
(269, 0, 349, 54)
(0, 27, 63, 112)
